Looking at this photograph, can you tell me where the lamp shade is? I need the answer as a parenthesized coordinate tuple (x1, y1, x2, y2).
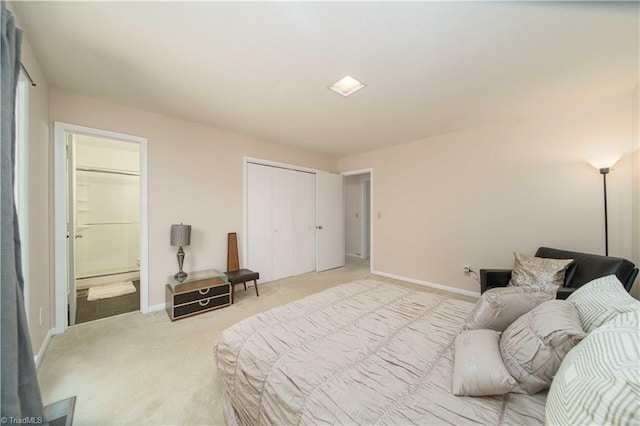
(588, 155, 620, 171)
(170, 224, 191, 246)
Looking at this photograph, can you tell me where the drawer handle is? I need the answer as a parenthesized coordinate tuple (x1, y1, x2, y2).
(198, 299, 210, 307)
(198, 288, 210, 296)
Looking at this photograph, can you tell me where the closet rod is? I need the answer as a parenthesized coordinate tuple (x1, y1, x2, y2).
(20, 63, 36, 87)
(76, 166, 139, 177)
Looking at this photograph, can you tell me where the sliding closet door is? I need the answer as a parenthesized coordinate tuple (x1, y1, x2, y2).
(271, 167, 295, 281)
(293, 171, 316, 275)
(247, 162, 317, 284)
(247, 164, 273, 282)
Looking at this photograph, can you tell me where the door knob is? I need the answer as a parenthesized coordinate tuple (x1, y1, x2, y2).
(317, 225, 323, 230)
(75, 234, 83, 239)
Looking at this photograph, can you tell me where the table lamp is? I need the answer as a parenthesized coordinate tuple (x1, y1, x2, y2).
(171, 223, 191, 280)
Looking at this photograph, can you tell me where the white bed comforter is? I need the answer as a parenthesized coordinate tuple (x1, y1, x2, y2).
(214, 279, 547, 425)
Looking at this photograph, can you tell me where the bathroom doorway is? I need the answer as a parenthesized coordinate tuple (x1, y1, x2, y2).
(343, 170, 372, 266)
(54, 122, 148, 333)
(70, 134, 141, 325)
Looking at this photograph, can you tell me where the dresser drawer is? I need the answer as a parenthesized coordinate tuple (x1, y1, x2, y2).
(173, 294, 230, 318)
(166, 269, 230, 321)
(174, 283, 229, 305)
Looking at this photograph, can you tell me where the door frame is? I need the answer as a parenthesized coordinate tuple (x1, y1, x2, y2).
(340, 168, 374, 273)
(363, 178, 371, 259)
(53, 122, 149, 334)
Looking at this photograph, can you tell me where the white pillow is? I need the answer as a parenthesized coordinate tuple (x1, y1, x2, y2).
(546, 310, 640, 425)
(566, 274, 640, 333)
(464, 286, 555, 331)
(452, 329, 519, 396)
(499, 300, 585, 395)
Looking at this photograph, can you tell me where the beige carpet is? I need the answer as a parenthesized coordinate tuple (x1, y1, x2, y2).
(37, 258, 476, 425)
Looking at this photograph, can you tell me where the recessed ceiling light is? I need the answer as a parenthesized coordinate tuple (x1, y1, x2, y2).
(328, 75, 366, 97)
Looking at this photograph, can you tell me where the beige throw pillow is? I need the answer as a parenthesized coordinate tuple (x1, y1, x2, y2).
(464, 286, 555, 332)
(452, 330, 519, 396)
(499, 299, 585, 395)
(508, 252, 573, 291)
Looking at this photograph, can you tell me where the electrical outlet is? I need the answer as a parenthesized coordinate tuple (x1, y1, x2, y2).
(463, 265, 471, 273)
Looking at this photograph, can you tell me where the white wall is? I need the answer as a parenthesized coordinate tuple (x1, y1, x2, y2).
(339, 91, 639, 297)
(75, 137, 141, 279)
(75, 135, 140, 172)
(49, 88, 338, 309)
(8, 2, 53, 359)
(632, 85, 640, 295)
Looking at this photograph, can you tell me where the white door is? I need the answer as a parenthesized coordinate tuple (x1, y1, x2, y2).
(316, 171, 345, 271)
(294, 171, 316, 275)
(271, 167, 295, 281)
(247, 164, 274, 282)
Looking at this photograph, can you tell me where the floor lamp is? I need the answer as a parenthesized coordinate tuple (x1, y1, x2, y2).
(590, 157, 619, 257)
(599, 167, 610, 256)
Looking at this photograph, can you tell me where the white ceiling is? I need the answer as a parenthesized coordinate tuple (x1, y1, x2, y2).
(13, 1, 639, 158)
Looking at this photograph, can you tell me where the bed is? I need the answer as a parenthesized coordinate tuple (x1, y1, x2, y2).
(214, 279, 547, 425)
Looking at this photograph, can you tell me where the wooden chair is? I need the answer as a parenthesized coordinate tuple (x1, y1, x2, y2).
(225, 232, 259, 304)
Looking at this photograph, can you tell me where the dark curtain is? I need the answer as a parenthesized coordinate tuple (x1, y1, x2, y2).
(1, 2, 47, 423)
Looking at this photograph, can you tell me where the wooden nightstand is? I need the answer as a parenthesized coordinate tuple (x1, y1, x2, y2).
(165, 269, 230, 321)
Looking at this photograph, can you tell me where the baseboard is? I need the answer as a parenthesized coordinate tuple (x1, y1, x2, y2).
(147, 302, 166, 313)
(346, 253, 363, 259)
(371, 270, 480, 298)
(34, 328, 54, 369)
